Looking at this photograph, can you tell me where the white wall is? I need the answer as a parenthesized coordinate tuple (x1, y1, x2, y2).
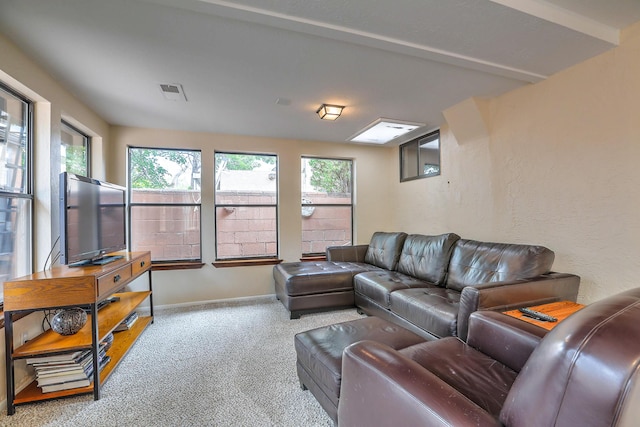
(109, 126, 395, 307)
(391, 21, 640, 305)
(0, 33, 111, 407)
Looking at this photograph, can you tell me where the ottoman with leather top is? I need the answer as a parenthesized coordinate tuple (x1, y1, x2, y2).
(274, 261, 378, 319)
(294, 316, 425, 424)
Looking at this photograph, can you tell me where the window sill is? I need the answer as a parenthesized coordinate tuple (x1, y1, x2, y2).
(151, 262, 206, 271)
(300, 255, 327, 262)
(212, 259, 282, 268)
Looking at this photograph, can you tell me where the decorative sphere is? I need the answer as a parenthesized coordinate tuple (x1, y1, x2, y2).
(51, 308, 88, 335)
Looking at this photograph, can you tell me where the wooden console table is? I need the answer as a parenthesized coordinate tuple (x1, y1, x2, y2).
(3, 251, 152, 415)
(503, 301, 584, 331)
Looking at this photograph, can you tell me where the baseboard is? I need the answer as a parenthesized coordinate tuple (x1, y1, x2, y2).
(153, 294, 277, 313)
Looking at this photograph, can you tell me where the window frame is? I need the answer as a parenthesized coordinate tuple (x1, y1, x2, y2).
(214, 151, 279, 262)
(60, 120, 90, 177)
(127, 146, 202, 264)
(0, 82, 34, 306)
(399, 129, 441, 182)
(301, 156, 354, 257)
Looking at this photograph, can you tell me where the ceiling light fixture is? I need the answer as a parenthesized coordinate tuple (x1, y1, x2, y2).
(316, 104, 344, 121)
(349, 118, 425, 144)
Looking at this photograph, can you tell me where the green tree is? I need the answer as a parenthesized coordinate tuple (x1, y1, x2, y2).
(63, 145, 88, 176)
(130, 148, 201, 189)
(130, 149, 170, 189)
(309, 159, 351, 194)
(215, 153, 275, 171)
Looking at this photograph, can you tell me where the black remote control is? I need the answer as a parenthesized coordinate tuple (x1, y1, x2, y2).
(518, 307, 557, 322)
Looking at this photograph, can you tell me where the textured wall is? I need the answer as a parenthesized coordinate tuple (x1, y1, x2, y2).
(391, 22, 640, 304)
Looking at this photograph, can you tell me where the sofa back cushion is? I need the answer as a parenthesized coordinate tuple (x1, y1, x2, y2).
(364, 232, 408, 270)
(446, 239, 555, 292)
(396, 233, 461, 285)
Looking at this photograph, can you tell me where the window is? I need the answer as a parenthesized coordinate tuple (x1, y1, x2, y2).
(61, 121, 90, 176)
(400, 130, 440, 181)
(214, 152, 277, 260)
(0, 83, 33, 302)
(128, 147, 201, 263)
(301, 157, 353, 255)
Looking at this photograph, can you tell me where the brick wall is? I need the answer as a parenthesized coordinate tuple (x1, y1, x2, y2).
(130, 189, 351, 260)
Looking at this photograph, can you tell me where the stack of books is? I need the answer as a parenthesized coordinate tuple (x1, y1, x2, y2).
(27, 345, 111, 393)
(115, 311, 138, 332)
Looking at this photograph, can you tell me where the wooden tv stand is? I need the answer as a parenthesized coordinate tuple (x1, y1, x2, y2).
(3, 251, 153, 415)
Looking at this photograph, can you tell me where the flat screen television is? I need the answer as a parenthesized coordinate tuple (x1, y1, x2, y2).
(59, 172, 127, 266)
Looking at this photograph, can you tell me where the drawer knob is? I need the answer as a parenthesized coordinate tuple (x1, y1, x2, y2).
(140, 261, 145, 267)
(114, 274, 121, 283)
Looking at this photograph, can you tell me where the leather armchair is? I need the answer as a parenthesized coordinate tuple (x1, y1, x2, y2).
(338, 288, 640, 427)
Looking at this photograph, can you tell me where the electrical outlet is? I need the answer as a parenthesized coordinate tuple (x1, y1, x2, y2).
(21, 332, 28, 345)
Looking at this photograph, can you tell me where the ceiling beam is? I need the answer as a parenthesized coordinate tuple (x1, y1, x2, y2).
(143, 0, 548, 83)
(489, 0, 619, 45)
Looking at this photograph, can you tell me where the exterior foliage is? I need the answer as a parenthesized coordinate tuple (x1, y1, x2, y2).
(308, 159, 351, 194)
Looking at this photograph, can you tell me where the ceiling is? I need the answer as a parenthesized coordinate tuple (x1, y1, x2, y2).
(1, 0, 640, 146)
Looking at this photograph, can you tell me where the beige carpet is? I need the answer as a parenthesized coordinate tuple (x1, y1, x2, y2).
(0, 297, 363, 427)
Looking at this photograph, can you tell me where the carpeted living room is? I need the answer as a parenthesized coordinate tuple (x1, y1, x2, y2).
(2, 298, 362, 426)
(2, 1, 640, 426)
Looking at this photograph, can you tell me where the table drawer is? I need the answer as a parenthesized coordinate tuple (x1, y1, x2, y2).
(98, 264, 132, 297)
(132, 253, 151, 276)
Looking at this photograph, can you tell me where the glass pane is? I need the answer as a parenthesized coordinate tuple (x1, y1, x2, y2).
(130, 148, 201, 203)
(130, 205, 201, 262)
(0, 87, 28, 194)
(0, 196, 32, 293)
(216, 206, 277, 259)
(302, 206, 352, 254)
(301, 158, 352, 204)
(131, 188, 201, 204)
(419, 133, 440, 176)
(400, 142, 418, 180)
(61, 122, 88, 176)
(214, 153, 276, 205)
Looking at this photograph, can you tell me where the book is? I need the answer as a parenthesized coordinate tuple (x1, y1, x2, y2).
(39, 355, 111, 393)
(115, 311, 138, 331)
(41, 378, 91, 393)
(37, 370, 91, 386)
(26, 350, 85, 365)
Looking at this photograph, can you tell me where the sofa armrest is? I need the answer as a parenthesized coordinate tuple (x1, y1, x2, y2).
(326, 244, 368, 263)
(457, 272, 580, 341)
(466, 311, 546, 372)
(338, 340, 501, 427)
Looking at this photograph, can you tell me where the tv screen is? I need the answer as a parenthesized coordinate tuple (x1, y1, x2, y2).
(60, 172, 127, 266)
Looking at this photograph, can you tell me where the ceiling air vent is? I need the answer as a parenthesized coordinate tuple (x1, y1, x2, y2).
(159, 83, 187, 101)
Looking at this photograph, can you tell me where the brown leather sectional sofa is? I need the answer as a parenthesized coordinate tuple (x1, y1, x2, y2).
(338, 287, 640, 427)
(275, 231, 580, 340)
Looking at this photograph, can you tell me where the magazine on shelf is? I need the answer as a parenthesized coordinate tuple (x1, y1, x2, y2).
(33, 350, 94, 374)
(25, 350, 86, 365)
(37, 370, 92, 386)
(40, 378, 91, 393)
(115, 311, 139, 331)
(39, 355, 111, 393)
(29, 343, 110, 393)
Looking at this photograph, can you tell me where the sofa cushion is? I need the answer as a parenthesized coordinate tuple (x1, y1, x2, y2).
(396, 233, 460, 285)
(354, 270, 436, 308)
(389, 288, 461, 338)
(364, 232, 408, 270)
(399, 338, 518, 418)
(273, 261, 376, 296)
(446, 239, 555, 292)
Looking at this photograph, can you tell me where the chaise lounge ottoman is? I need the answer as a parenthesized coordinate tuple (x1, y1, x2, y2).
(294, 316, 425, 424)
(273, 232, 408, 319)
(273, 261, 377, 319)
